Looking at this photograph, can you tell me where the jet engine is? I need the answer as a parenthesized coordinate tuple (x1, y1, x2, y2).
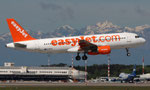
(88, 46, 111, 55)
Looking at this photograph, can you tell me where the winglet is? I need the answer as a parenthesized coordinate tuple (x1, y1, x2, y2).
(6, 19, 36, 42)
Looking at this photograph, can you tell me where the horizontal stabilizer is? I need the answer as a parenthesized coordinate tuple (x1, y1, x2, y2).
(14, 43, 27, 48)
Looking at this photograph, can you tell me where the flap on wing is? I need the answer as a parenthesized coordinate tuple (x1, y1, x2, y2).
(67, 46, 80, 52)
(68, 40, 107, 53)
(79, 40, 97, 52)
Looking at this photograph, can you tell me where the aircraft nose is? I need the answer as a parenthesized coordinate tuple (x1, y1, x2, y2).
(141, 38, 146, 44)
(142, 38, 146, 43)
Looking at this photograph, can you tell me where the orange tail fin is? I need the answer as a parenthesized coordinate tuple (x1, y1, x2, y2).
(6, 19, 36, 42)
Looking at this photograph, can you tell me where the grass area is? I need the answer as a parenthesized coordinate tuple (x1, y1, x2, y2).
(0, 86, 150, 90)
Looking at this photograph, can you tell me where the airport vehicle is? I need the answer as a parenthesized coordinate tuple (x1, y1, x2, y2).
(5, 19, 146, 60)
(119, 65, 136, 83)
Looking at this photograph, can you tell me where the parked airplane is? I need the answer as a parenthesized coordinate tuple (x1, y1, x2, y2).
(139, 73, 150, 81)
(5, 19, 146, 60)
(119, 65, 136, 83)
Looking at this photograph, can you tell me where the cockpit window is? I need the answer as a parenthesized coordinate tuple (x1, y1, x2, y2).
(135, 36, 140, 38)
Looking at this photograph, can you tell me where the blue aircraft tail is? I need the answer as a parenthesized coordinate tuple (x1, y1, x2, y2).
(131, 64, 136, 77)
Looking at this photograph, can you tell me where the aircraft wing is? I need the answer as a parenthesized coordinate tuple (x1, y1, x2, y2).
(67, 40, 98, 53)
(78, 40, 98, 52)
(67, 40, 108, 53)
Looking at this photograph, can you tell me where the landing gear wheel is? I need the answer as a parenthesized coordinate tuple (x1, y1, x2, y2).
(76, 56, 81, 61)
(76, 52, 81, 61)
(126, 48, 131, 56)
(76, 53, 81, 61)
(127, 53, 131, 56)
(82, 55, 88, 60)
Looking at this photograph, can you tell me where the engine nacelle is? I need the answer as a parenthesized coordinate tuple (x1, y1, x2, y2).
(98, 46, 111, 54)
(88, 46, 111, 55)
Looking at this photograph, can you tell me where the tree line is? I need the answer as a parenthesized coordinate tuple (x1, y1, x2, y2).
(41, 63, 150, 79)
(74, 64, 150, 79)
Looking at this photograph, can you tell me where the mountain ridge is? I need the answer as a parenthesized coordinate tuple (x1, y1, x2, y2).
(1, 21, 150, 42)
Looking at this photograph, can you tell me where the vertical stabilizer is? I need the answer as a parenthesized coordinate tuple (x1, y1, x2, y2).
(131, 64, 136, 76)
(6, 19, 36, 42)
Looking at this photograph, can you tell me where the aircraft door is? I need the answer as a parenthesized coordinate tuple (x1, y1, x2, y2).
(127, 35, 131, 43)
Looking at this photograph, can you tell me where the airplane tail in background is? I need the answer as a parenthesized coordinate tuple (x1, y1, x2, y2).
(131, 64, 136, 76)
(6, 19, 36, 42)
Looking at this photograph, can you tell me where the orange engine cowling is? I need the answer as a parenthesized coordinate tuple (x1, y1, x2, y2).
(88, 46, 111, 55)
(98, 46, 111, 54)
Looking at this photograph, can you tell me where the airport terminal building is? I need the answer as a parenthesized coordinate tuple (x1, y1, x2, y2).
(0, 62, 86, 82)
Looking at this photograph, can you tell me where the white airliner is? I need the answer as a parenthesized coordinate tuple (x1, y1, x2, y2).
(5, 19, 146, 60)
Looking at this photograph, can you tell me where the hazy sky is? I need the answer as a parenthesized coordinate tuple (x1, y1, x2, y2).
(1, 0, 150, 34)
(0, 0, 150, 66)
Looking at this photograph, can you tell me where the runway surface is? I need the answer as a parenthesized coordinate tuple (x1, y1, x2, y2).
(0, 82, 150, 87)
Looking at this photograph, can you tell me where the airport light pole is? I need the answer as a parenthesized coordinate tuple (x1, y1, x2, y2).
(71, 54, 75, 82)
(85, 60, 87, 85)
(107, 54, 110, 80)
(142, 56, 144, 74)
(48, 54, 50, 66)
(72, 54, 74, 69)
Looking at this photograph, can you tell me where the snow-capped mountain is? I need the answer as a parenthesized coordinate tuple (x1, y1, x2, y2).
(52, 25, 77, 37)
(81, 21, 123, 35)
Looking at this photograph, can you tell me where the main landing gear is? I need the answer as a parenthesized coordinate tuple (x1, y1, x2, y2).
(76, 53, 81, 61)
(76, 53, 88, 61)
(126, 48, 131, 56)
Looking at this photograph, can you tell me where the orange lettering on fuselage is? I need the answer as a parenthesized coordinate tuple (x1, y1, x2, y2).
(91, 36, 97, 43)
(85, 37, 92, 42)
(65, 39, 71, 45)
(76, 38, 80, 43)
(58, 39, 64, 45)
(51, 35, 121, 46)
(71, 38, 77, 46)
(51, 40, 57, 46)
(99, 36, 105, 42)
(111, 35, 120, 41)
(80, 36, 84, 40)
(105, 36, 111, 42)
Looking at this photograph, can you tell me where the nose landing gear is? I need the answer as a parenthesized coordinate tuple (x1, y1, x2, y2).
(126, 48, 131, 56)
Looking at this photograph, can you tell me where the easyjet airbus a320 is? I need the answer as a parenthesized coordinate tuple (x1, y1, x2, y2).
(5, 19, 146, 60)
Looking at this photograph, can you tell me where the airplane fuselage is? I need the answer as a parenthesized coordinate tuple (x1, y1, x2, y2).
(5, 19, 146, 60)
(6, 32, 146, 54)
